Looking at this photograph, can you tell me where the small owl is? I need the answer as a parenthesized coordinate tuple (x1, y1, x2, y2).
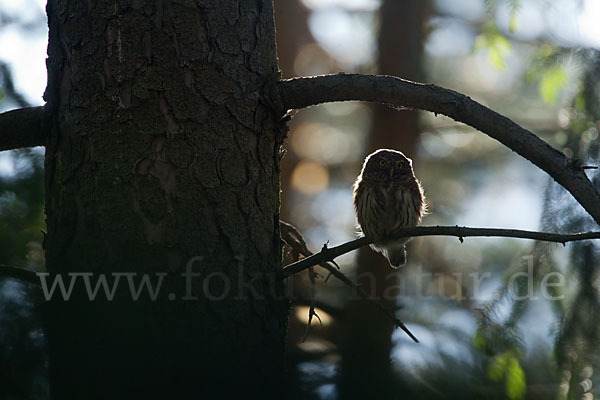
(353, 149, 425, 268)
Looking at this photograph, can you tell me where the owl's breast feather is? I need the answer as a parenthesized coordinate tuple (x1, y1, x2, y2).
(354, 177, 424, 241)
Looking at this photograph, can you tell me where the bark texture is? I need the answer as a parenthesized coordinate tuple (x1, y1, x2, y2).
(43, 1, 286, 398)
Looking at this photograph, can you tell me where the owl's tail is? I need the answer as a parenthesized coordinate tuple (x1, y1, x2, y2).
(384, 244, 407, 268)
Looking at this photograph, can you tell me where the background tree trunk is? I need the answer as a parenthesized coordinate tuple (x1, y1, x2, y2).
(42, 1, 287, 398)
(273, 0, 312, 233)
(339, 0, 428, 397)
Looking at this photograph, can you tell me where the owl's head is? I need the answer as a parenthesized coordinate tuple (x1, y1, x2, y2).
(360, 149, 414, 182)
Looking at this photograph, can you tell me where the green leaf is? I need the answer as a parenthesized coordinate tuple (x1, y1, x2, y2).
(508, 0, 521, 33)
(539, 65, 567, 104)
(492, 33, 511, 52)
(474, 26, 511, 70)
(473, 328, 487, 350)
(506, 356, 526, 400)
(509, 11, 518, 33)
(488, 352, 509, 382)
(488, 47, 506, 69)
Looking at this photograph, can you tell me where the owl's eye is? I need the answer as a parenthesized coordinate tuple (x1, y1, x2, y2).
(396, 160, 404, 169)
(379, 159, 387, 167)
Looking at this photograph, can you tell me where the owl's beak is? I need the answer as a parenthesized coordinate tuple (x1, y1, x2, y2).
(389, 166, 394, 178)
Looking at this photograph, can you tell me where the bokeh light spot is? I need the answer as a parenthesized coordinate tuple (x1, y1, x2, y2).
(291, 161, 329, 195)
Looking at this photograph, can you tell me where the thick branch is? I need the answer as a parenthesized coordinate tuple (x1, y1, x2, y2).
(276, 74, 600, 225)
(281, 225, 600, 279)
(0, 106, 46, 151)
(0, 265, 40, 285)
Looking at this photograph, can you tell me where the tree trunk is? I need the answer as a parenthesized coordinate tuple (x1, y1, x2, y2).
(42, 1, 287, 398)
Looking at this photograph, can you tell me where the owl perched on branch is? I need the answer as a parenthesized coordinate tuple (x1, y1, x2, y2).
(353, 149, 425, 268)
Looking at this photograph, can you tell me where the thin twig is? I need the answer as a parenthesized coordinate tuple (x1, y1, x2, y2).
(280, 220, 342, 280)
(281, 225, 600, 279)
(317, 261, 419, 343)
(280, 221, 416, 340)
(275, 73, 600, 225)
(302, 266, 321, 342)
(281, 220, 343, 341)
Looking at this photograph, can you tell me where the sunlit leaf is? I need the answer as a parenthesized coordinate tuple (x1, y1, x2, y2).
(506, 356, 526, 400)
(474, 25, 511, 70)
(488, 47, 506, 69)
(492, 33, 511, 52)
(539, 65, 567, 104)
(508, 11, 518, 33)
(488, 352, 509, 382)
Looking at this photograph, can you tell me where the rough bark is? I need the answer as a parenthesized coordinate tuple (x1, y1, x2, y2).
(42, 1, 287, 398)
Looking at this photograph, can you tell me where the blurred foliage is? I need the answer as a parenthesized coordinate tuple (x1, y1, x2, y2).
(525, 46, 568, 105)
(484, 0, 520, 33)
(475, 24, 512, 70)
(538, 65, 567, 105)
(487, 351, 526, 400)
(0, 60, 45, 269)
(0, 4, 48, 399)
(279, 0, 600, 399)
(0, 61, 31, 109)
(0, 148, 45, 269)
(0, 280, 47, 400)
